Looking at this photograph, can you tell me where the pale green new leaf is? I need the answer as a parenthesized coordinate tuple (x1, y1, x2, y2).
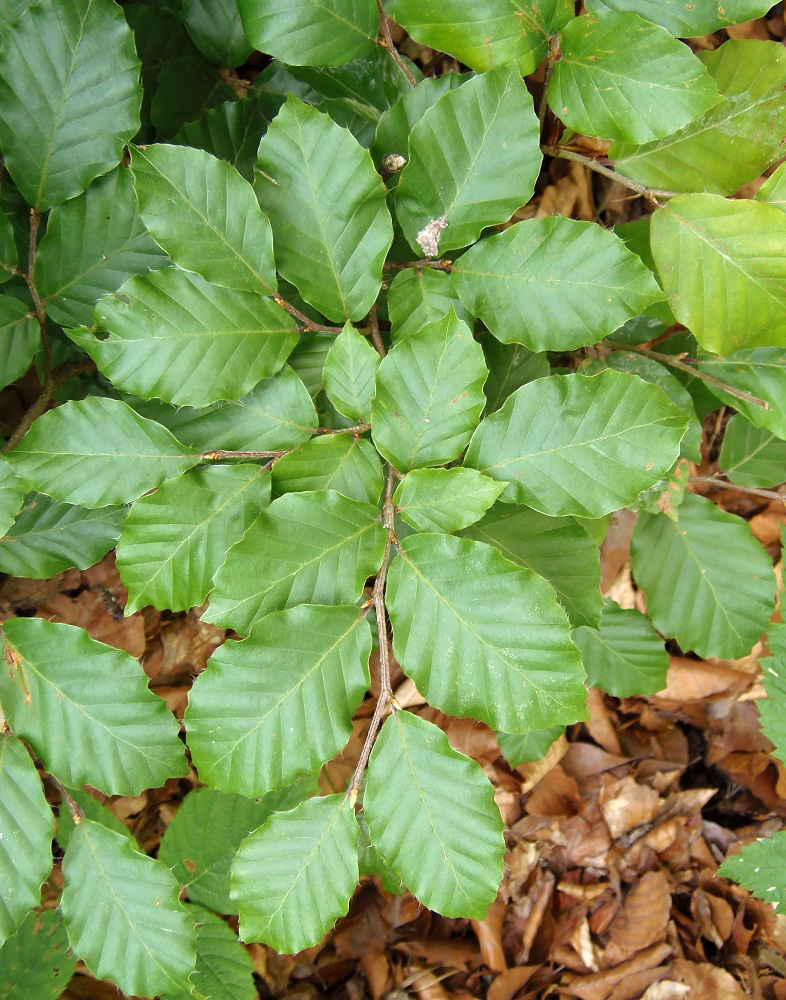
(61, 821, 196, 997)
(158, 782, 318, 914)
(364, 711, 504, 918)
(205, 490, 386, 634)
(165, 906, 256, 1000)
(718, 832, 786, 916)
(696, 349, 786, 440)
(464, 371, 688, 517)
(548, 13, 719, 143)
(238, 0, 376, 67)
(394, 468, 504, 533)
(0, 297, 39, 391)
(0, 734, 54, 946)
(0, 211, 17, 283)
(612, 41, 786, 195)
(131, 145, 277, 295)
(371, 312, 487, 471)
(116, 465, 271, 614)
(323, 323, 380, 423)
(0, 0, 141, 209)
(650, 194, 786, 353)
(452, 218, 662, 352)
(585, 0, 773, 36)
(395, 67, 541, 255)
(255, 96, 393, 321)
(631, 493, 776, 659)
(84, 269, 298, 406)
(187, 605, 371, 795)
(231, 794, 359, 953)
(481, 340, 550, 413)
(497, 726, 564, 767)
(720, 415, 786, 489)
(573, 601, 669, 697)
(0, 494, 125, 578)
(180, 0, 252, 67)
(387, 267, 472, 342)
(0, 909, 77, 1000)
(6, 398, 199, 507)
(272, 435, 383, 504)
(0, 458, 24, 539)
(387, 534, 587, 731)
(0, 618, 188, 795)
(372, 73, 469, 166)
(35, 166, 169, 328)
(756, 162, 786, 214)
(462, 504, 602, 629)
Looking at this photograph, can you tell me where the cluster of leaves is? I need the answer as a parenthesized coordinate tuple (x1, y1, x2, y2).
(0, 0, 785, 996)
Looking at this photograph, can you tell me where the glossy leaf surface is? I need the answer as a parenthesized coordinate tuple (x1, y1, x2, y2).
(585, 0, 773, 35)
(394, 468, 505, 533)
(238, 0, 376, 66)
(272, 435, 383, 504)
(573, 601, 669, 696)
(323, 323, 380, 423)
(720, 415, 786, 488)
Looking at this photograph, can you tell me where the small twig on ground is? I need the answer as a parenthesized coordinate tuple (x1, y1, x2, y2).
(542, 146, 679, 208)
(690, 476, 786, 504)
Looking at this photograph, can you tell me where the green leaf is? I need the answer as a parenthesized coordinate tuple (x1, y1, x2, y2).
(165, 906, 256, 1000)
(205, 490, 386, 634)
(464, 371, 688, 517)
(759, 619, 786, 763)
(453, 218, 662, 352)
(548, 12, 719, 143)
(180, 0, 252, 67)
(55, 789, 136, 853)
(650, 194, 786, 353)
(718, 832, 786, 916)
(0, 734, 54, 946)
(371, 312, 487, 471)
(364, 711, 504, 918)
(85, 269, 298, 406)
(612, 41, 786, 195)
(0, 0, 141, 210)
(497, 726, 564, 767)
(631, 492, 776, 659)
(284, 47, 416, 112)
(131, 145, 277, 296)
(585, 0, 773, 36)
(5, 398, 199, 507)
(323, 323, 380, 423)
(174, 96, 272, 182)
(187, 605, 371, 795)
(231, 794, 359, 952)
(0, 297, 39, 391)
(385, 0, 574, 75)
(0, 457, 24, 538)
(756, 162, 786, 214)
(158, 782, 318, 914)
(238, 0, 376, 67)
(61, 821, 196, 997)
(0, 494, 125, 578)
(35, 166, 168, 329)
(288, 332, 336, 395)
(720, 415, 786, 489)
(0, 211, 17, 284)
(696, 349, 786, 440)
(0, 618, 188, 796)
(372, 73, 469, 166)
(395, 67, 540, 255)
(272, 435, 383, 504)
(255, 96, 393, 321)
(481, 340, 550, 413)
(0, 909, 76, 1000)
(387, 267, 472, 342)
(573, 601, 669, 697)
(462, 504, 602, 630)
(394, 468, 504, 533)
(151, 56, 236, 139)
(116, 465, 271, 615)
(387, 533, 587, 731)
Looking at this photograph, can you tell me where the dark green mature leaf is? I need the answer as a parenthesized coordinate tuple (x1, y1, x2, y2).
(165, 906, 256, 1000)
(394, 468, 504, 533)
(365, 711, 504, 917)
(696, 349, 786, 440)
(631, 493, 776, 659)
(720, 415, 786, 488)
(497, 726, 564, 767)
(549, 13, 719, 143)
(0, 909, 77, 1000)
(174, 96, 272, 182)
(573, 601, 669, 697)
(285, 47, 416, 113)
(272, 436, 383, 504)
(239, 0, 376, 67)
(718, 832, 786, 917)
(387, 534, 587, 731)
(6, 398, 199, 508)
(151, 56, 236, 138)
(371, 312, 487, 471)
(585, 0, 773, 35)
(255, 96, 393, 321)
(0, 618, 188, 796)
(205, 490, 386, 634)
(372, 73, 469, 166)
(756, 162, 786, 214)
(232, 794, 359, 952)
(0, 212, 17, 284)
(180, 0, 252, 67)
(462, 504, 602, 629)
(387, 267, 471, 342)
(0, 0, 141, 210)
(452, 218, 662, 352)
(187, 606, 371, 795)
(117, 466, 271, 614)
(385, 0, 573, 74)
(61, 821, 196, 997)
(131, 145, 277, 295)
(481, 340, 550, 413)
(650, 194, 786, 353)
(0, 494, 125, 578)
(0, 459, 24, 539)
(395, 67, 540, 255)
(464, 371, 688, 517)
(0, 734, 54, 946)
(158, 782, 318, 914)
(612, 41, 786, 195)
(0, 298, 39, 391)
(36, 166, 168, 329)
(323, 323, 380, 423)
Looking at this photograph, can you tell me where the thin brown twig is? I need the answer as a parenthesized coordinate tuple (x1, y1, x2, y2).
(52, 776, 85, 825)
(201, 449, 289, 461)
(383, 259, 454, 274)
(376, 0, 417, 87)
(542, 145, 679, 208)
(313, 423, 371, 436)
(538, 35, 560, 137)
(368, 304, 386, 359)
(690, 477, 786, 504)
(2, 359, 96, 452)
(273, 296, 343, 334)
